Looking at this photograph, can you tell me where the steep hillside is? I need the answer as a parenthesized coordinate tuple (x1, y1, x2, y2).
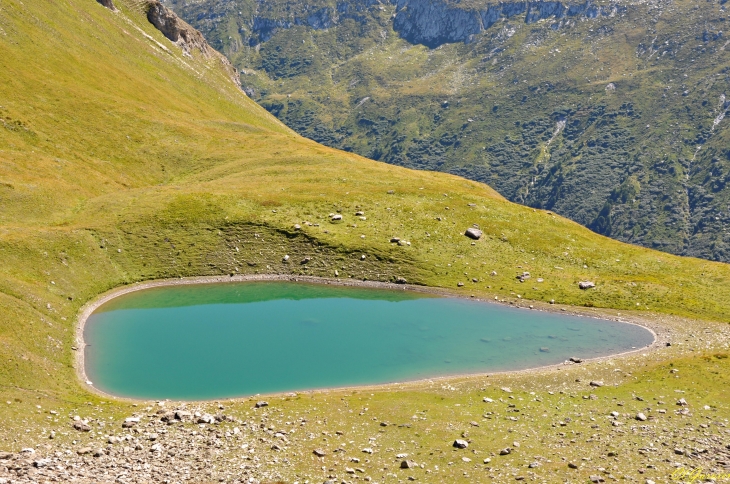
(164, 0, 730, 261)
(1, 0, 730, 482)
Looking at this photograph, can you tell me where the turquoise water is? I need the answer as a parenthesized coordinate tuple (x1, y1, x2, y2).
(84, 282, 654, 400)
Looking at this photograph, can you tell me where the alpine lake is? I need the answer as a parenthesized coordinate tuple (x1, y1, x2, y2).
(83, 281, 654, 400)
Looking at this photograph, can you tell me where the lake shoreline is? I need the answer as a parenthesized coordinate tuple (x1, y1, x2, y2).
(75, 273, 663, 402)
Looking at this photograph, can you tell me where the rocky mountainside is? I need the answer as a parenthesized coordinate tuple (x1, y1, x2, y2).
(161, 0, 730, 262)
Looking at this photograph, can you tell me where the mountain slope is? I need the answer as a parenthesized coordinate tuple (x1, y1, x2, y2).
(1, 0, 730, 481)
(163, 0, 730, 261)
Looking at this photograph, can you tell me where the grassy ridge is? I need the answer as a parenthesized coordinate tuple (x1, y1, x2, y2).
(0, 1, 729, 481)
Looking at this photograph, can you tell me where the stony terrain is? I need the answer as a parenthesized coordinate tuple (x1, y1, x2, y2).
(163, 0, 730, 262)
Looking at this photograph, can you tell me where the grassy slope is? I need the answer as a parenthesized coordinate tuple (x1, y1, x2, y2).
(0, 0, 729, 481)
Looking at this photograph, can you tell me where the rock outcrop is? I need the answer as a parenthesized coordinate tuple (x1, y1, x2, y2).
(243, 0, 623, 49)
(392, 0, 623, 47)
(96, 0, 117, 11)
(144, 0, 240, 85)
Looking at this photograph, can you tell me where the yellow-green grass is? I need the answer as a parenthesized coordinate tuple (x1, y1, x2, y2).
(0, 0, 729, 481)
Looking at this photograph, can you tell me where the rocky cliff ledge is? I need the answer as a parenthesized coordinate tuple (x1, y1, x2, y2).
(145, 0, 241, 85)
(393, 0, 624, 47)
(246, 0, 624, 48)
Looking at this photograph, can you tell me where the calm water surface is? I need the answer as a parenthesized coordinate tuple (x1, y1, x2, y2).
(84, 282, 654, 399)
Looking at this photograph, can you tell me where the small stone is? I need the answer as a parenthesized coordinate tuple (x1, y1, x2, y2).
(569, 357, 583, 363)
(93, 449, 104, 457)
(395, 277, 407, 284)
(589, 381, 604, 387)
(528, 461, 539, 468)
(636, 413, 647, 421)
(465, 228, 483, 240)
(33, 458, 51, 468)
(293, 224, 301, 230)
(676, 398, 688, 406)
(400, 460, 417, 469)
(150, 443, 162, 452)
(499, 448, 511, 455)
(282, 255, 290, 262)
(457, 282, 464, 287)
(483, 397, 493, 403)
(331, 214, 342, 221)
(360, 254, 366, 260)
(313, 449, 326, 457)
(453, 439, 469, 449)
(578, 281, 596, 289)
(501, 387, 512, 393)
(255, 401, 269, 408)
(77, 447, 92, 455)
(568, 462, 578, 469)
(390, 237, 400, 243)
(362, 447, 374, 454)
(461, 457, 471, 462)
(483, 457, 491, 464)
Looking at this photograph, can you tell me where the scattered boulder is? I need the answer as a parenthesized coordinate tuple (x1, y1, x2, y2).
(313, 449, 326, 457)
(330, 214, 342, 221)
(516, 271, 530, 282)
(465, 228, 483, 240)
(175, 410, 192, 420)
(589, 381, 604, 387)
(395, 277, 407, 284)
(77, 447, 92, 455)
(499, 448, 511, 455)
(301, 257, 311, 264)
(400, 460, 417, 469)
(568, 462, 579, 469)
(453, 439, 469, 449)
(636, 413, 648, 421)
(676, 398, 688, 406)
(255, 401, 269, 408)
(293, 224, 301, 230)
(569, 357, 583, 363)
(390, 237, 401, 243)
(282, 255, 290, 262)
(578, 281, 596, 289)
(73, 421, 91, 432)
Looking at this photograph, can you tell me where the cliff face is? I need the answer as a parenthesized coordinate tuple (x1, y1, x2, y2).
(392, 0, 621, 47)
(242, 0, 622, 48)
(145, 0, 240, 85)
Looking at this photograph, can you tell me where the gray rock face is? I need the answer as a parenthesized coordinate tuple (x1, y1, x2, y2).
(96, 0, 116, 10)
(393, 0, 619, 47)
(145, 0, 240, 85)
(241, 0, 618, 50)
